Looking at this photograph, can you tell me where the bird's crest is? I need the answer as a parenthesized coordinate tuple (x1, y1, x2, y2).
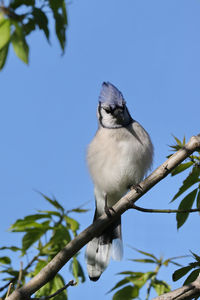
(99, 82, 126, 108)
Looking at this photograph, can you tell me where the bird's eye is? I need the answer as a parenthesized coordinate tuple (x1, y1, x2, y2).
(104, 108, 111, 114)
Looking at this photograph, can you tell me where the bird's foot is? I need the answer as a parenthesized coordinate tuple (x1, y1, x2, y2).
(130, 184, 143, 193)
(104, 193, 115, 218)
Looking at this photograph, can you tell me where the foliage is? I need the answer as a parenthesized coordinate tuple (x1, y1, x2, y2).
(0, 193, 88, 299)
(109, 248, 183, 300)
(169, 136, 200, 229)
(172, 251, 200, 287)
(0, 0, 68, 70)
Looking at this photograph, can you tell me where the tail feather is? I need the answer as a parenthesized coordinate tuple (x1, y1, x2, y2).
(85, 215, 123, 281)
(111, 238, 123, 261)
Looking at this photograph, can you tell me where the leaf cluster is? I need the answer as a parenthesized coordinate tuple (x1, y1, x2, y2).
(0, 0, 68, 70)
(169, 136, 200, 229)
(0, 193, 88, 299)
(109, 248, 183, 300)
(173, 251, 200, 289)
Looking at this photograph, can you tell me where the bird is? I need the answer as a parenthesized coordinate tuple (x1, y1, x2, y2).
(85, 82, 153, 281)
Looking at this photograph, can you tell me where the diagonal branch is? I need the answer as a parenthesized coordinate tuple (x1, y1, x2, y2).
(132, 204, 200, 214)
(6, 134, 200, 300)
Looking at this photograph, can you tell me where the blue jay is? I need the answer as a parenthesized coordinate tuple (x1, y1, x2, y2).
(85, 82, 153, 281)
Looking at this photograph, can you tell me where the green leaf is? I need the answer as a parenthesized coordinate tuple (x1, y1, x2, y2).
(52, 275, 67, 300)
(111, 272, 154, 293)
(22, 229, 45, 253)
(35, 274, 67, 300)
(65, 216, 79, 234)
(172, 166, 200, 201)
(152, 279, 171, 296)
(49, 0, 67, 52)
(140, 271, 156, 282)
(0, 18, 10, 50)
(196, 190, 200, 210)
(11, 24, 29, 64)
(23, 213, 51, 221)
(163, 258, 182, 267)
(49, 0, 64, 11)
(76, 260, 85, 283)
(70, 208, 89, 213)
(38, 192, 64, 212)
(108, 278, 130, 293)
(34, 260, 48, 275)
(0, 246, 20, 252)
(128, 272, 156, 288)
(77, 262, 85, 283)
(183, 269, 200, 285)
(72, 256, 78, 283)
(130, 258, 156, 264)
(22, 18, 36, 35)
(176, 188, 198, 229)
(118, 271, 144, 276)
(32, 8, 49, 41)
(70, 256, 85, 283)
(10, 0, 35, 9)
(0, 43, 9, 70)
(61, 0, 68, 25)
(55, 13, 66, 51)
(171, 162, 193, 176)
(0, 267, 19, 276)
(37, 240, 53, 256)
(190, 251, 200, 262)
(169, 261, 183, 267)
(22, 221, 50, 254)
(113, 285, 139, 300)
(50, 224, 71, 247)
(38, 210, 61, 217)
(9, 217, 49, 232)
(173, 135, 183, 146)
(0, 256, 11, 264)
(130, 248, 157, 261)
(173, 266, 193, 281)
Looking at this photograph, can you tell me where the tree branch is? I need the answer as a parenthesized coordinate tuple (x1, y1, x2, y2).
(132, 204, 200, 214)
(6, 134, 200, 300)
(152, 275, 200, 300)
(16, 262, 23, 290)
(6, 283, 13, 298)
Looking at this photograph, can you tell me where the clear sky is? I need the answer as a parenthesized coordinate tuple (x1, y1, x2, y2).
(0, 0, 200, 299)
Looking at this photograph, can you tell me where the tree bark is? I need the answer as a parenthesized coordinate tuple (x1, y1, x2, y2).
(7, 134, 200, 300)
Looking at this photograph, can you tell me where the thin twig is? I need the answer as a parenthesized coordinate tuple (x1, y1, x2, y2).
(5, 283, 13, 298)
(16, 262, 23, 289)
(24, 255, 39, 272)
(31, 280, 77, 300)
(0, 282, 13, 293)
(132, 204, 200, 214)
(0, 255, 38, 293)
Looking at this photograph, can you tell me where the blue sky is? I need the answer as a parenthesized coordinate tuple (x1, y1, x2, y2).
(0, 0, 200, 299)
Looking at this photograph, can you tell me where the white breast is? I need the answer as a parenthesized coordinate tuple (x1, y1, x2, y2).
(87, 121, 153, 203)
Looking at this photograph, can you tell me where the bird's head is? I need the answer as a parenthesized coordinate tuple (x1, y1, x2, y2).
(97, 82, 132, 129)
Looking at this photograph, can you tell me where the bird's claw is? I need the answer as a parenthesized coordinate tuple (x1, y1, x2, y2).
(104, 193, 115, 217)
(130, 184, 143, 193)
